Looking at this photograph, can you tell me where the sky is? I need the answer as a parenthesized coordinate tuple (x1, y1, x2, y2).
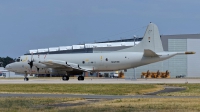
(0, 0, 200, 58)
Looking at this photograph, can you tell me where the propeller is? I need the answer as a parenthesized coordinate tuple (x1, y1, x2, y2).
(35, 66, 40, 76)
(27, 54, 34, 75)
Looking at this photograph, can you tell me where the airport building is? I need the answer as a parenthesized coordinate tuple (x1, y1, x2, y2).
(26, 34, 200, 78)
(0, 67, 20, 78)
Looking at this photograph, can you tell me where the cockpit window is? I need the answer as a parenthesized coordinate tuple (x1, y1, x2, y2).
(16, 57, 20, 62)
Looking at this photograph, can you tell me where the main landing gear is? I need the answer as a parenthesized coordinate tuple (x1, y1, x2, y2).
(62, 75, 69, 81)
(62, 72, 85, 81)
(62, 75, 84, 81)
(78, 76, 84, 81)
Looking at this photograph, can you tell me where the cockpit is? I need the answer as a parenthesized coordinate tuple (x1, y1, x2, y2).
(16, 57, 21, 62)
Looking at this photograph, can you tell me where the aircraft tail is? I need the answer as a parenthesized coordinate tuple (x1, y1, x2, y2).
(132, 22, 163, 52)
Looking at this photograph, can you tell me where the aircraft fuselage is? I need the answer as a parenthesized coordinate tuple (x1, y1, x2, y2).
(6, 52, 177, 74)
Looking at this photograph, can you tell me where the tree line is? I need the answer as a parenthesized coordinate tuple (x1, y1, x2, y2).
(0, 57, 15, 67)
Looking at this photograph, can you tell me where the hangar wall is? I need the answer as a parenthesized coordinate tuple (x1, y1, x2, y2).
(187, 39, 200, 77)
(168, 39, 187, 77)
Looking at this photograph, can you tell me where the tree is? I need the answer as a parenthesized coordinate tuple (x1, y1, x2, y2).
(0, 56, 15, 67)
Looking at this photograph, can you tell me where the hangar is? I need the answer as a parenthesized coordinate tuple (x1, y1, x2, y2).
(26, 34, 200, 78)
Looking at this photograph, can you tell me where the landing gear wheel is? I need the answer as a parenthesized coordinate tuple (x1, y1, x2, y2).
(82, 76, 84, 80)
(62, 76, 69, 81)
(78, 76, 84, 81)
(24, 77, 29, 81)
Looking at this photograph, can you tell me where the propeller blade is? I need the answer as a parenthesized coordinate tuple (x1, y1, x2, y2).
(28, 53, 34, 76)
(36, 66, 39, 74)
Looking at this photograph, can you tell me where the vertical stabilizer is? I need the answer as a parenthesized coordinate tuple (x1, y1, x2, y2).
(132, 23, 163, 52)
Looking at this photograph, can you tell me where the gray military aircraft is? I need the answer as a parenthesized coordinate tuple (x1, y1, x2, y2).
(5, 23, 195, 81)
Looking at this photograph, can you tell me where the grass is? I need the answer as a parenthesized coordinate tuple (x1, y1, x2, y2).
(1, 97, 200, 112)
(0, 84, 163, 95)
(0, 97, 84, 112)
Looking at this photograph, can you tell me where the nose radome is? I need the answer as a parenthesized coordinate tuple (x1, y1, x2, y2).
(5, 64, 10, 70)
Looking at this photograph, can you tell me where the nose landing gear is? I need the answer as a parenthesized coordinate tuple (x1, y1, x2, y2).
(24, 77, 29, 81)
(24, 73, 29, 81)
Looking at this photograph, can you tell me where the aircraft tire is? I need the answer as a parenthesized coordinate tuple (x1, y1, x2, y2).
(24, 78, 29, 81)
(78, 76, 81, 81)
(82, 76, 84, 80)
(62, 76, 69, 81)
(78, 76, 84, 81)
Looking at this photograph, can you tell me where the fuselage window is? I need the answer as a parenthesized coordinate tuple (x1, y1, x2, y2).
(82, 61, 85, 64)
(105, 58, 108, 61)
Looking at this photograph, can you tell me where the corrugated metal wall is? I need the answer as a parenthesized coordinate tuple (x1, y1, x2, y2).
(168, 39, 187, 77)
(187, 39, 200, 77)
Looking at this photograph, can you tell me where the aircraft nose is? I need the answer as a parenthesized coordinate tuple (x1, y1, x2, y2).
(5, 64, 11, 70)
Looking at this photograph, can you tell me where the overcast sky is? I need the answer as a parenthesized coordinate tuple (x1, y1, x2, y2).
(1, 0, 200, 58)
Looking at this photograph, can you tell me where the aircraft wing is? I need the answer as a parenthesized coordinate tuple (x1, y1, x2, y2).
(39, 60, 92, 72)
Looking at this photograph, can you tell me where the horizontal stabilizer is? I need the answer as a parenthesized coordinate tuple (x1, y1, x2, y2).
(143, 49, 159, 57)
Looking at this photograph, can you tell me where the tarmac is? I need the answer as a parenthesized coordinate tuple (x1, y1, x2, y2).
(0, 78, 198, 84)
